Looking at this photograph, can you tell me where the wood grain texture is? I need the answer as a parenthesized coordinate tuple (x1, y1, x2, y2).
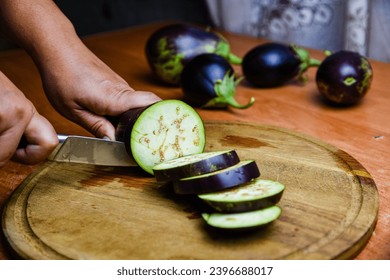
(2, 122, 378, 260)
(1, 22, 389, 260)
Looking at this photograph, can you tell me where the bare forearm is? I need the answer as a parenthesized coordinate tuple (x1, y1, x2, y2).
(0, 0, 82, 64)
(0, 0, 161, 141)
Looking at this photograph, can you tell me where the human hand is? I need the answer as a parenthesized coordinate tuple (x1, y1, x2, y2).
(0, 0, 161, 141)
(0, 72, 58, 167)
(37, 44, 161, 140)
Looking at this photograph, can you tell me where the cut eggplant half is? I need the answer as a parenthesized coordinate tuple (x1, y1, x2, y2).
(173, 160, 260, 195)
(198, 178, 285, 213)
(153, 150, 240, 182)
(201, 205, 282, 231)
(116, 100, 206, 174)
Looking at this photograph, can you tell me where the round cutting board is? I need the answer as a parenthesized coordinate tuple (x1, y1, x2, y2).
(2, 121, 378, 259)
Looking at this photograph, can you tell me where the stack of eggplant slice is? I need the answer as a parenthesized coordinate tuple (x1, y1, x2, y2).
(152, 150, 285, 232)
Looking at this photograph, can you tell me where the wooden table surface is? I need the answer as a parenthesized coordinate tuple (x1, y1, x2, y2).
(0, 22, 389, 260)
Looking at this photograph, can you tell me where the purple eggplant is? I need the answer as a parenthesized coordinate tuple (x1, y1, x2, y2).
(242, 42, 321, 87)
(316, 50, 373, 106)
(153, 150, 240, 182)
(115, 100, 206, 175)
(145, 23, 242, 85)
(180, 53, 254, 109)
(173, 160, 260, 195)
(198, 178, 285, 213)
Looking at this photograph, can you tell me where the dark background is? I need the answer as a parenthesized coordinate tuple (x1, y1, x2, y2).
(0, 0, 212, 50)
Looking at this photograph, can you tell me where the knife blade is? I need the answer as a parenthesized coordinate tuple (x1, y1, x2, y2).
(48, 134, 137, 166)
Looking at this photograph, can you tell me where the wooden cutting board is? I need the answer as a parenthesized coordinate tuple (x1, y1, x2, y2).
(2, 121, 378, 260)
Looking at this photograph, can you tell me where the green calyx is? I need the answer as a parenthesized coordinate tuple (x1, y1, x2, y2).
(215, 40, 243, 65)
(324, 50, 332, 57)
(203, 72, 255, 109)
(291, 44, 322, 83)
(344, 77, 357, 86)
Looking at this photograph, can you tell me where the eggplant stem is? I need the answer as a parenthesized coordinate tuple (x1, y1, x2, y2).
(324, 50, 332, 56)
(292, 44, 323, 83)
(308, 58, 322, 67)
(204, 95, 255, 109)
(225, 96, 255, 109)
(203, 72, 254, 109)
(227, 53, 243, 65)
(215, 40, 242, 65)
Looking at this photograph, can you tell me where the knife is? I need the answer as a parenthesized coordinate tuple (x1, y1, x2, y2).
(47, 134, 137, 166)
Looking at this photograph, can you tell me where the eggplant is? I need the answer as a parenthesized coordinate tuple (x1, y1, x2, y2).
(181, 53, 254, 109)
(153, 150, 240, 182)
(316, 50, 373, 106)
(198, 178, 285, 213)
(145, 23, 242, 85)
(115, 100, 206, 175)
(173, 160, 260, 195)
(201, 205, 282, 231)
(242, 42, 321, 87)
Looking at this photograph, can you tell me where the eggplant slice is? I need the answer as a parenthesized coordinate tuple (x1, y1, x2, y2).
(117, 100, 206, 175)
(153, 150, 240, 182)
(198, 178, 285, 213)
(173, 160, 260, 195)
(202, 205, 282, 231)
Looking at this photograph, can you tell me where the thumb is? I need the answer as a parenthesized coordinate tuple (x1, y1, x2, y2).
(103, 90, 162, 116)
(74, 90, 161, 140)
(91, 90, 162, 139)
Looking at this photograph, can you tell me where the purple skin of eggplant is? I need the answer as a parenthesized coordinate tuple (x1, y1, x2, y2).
(115, 105, 153, 156)
(173, 160, 260, 195)
(242, 43, 321, 87)
(181, 53, 254, 109)
(316, 50, 373, 106)
(200, 190, 284, 213)
(145, 23, 241, 85)
(153, 150, 241, 182)
(181, 53, 234, 107)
